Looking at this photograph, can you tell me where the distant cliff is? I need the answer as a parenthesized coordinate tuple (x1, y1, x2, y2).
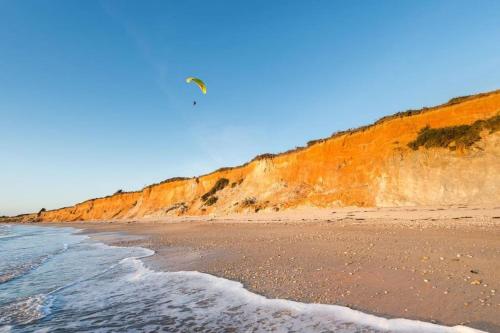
(15, 90, 500, 222)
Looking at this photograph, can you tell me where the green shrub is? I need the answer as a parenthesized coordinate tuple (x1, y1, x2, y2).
(143, 177, 190, 190)
(447, 95, 472, 105)
(165, 202, 188, 213)
(205, 196, 218, 206)
(307, 139, 327, 146)
(251, 153, 276, 161)
(408, 114, 500, 150)
(201, 178, 229, 201)
(241, 197, 256, 207)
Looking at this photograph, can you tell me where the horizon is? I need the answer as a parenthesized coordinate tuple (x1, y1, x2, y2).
(2, 1, 500, 215)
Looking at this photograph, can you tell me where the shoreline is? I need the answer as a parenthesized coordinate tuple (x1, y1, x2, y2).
(28, 206, 500, 332)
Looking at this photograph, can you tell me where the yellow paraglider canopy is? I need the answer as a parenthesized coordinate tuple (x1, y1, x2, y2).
(186, 77, 207, 94)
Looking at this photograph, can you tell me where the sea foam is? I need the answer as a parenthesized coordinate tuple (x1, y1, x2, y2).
(113, 257, 485, 333)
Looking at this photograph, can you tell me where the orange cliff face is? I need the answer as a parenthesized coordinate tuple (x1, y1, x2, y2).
(33, 91, 500, 222)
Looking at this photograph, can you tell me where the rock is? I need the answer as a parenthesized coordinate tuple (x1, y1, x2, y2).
(470, 279, 482, 285)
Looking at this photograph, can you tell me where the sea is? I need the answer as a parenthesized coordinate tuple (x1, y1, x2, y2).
(0, 224, 484, 333)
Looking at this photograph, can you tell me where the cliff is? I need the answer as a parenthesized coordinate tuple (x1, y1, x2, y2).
(17, 90, 500, 222)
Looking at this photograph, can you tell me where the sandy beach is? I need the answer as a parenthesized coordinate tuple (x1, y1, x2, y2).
(43, 205, 500, 332)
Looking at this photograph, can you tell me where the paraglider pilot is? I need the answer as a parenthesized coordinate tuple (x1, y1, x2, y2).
(186, 77, 206, 107)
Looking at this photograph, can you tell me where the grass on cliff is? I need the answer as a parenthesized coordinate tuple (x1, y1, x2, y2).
(204, 196, 218, 206)
(408, 114, 500, 150)
(241, 197, 256, 207)
(201, 178, 229, 202)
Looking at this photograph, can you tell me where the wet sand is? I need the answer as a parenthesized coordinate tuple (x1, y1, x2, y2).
(50, 206, 500, 332)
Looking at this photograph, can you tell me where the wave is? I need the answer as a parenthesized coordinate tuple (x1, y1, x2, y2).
(0, 244, 154, 329)
(115, 257, 485, 333)
(0, 234, 19, 241)
(41, 243, 154, 298)
(0, 231, 49, 242)
(0, 244, 69, 285)
(0, 294, 54, 327)
(0, 226, 18, 241)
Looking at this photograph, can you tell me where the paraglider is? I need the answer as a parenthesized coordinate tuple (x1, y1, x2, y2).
(186, 77, 206, 106)
(186, 77, 206, 94)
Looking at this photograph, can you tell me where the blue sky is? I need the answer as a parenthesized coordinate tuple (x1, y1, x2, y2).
(1, 0, 499, 215)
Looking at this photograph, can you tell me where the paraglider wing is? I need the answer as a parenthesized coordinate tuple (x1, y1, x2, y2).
(186, 77, 207, 94)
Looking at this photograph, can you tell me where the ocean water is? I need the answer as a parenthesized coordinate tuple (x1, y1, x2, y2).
(0, 224, 484, 333)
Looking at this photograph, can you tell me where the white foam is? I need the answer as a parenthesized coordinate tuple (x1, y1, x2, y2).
(71, 237, 486, 333)
(177, 270, 486, 332)
(103, 256, 485, 333)
(0, 294, 53, 326)
(90, 241, 155, 257)
(121, 257, 155, 281)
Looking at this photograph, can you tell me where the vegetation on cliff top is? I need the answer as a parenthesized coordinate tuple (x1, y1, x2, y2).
(408, 114, 500, 150)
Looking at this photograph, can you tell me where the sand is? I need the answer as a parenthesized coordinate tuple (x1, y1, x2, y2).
(47, 205, 500, 332)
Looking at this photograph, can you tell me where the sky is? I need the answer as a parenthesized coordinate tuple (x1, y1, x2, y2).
(1, 0, 500, 216)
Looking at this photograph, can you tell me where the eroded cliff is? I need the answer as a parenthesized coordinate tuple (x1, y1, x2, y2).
(23, 90, 500, 222)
